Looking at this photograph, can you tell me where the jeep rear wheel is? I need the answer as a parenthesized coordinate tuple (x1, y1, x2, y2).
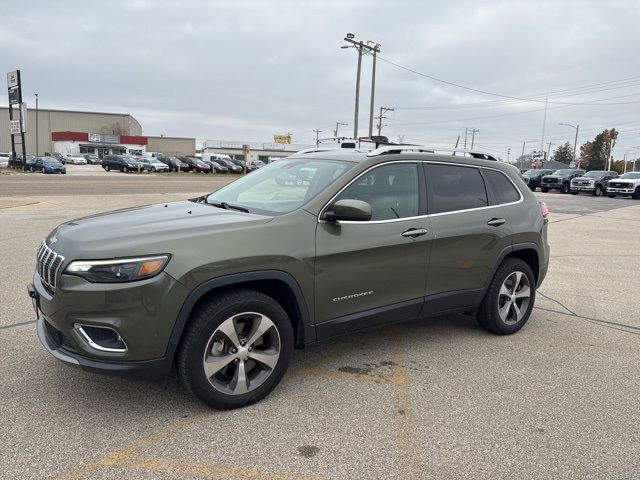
(477, 258, 535, 335)
(177, 289, 293, 409)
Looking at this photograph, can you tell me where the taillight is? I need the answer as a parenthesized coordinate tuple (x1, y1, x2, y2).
(539, 201, 549, 218)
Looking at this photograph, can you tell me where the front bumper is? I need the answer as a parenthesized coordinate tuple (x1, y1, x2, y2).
(541, 182, 561, 190)
(28, 268, 190, 376)
(571, 185, 594, 192)
(607, 187, 635, 195)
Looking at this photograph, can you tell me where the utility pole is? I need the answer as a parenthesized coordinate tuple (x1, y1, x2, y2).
(559, 123, 580, 164)
(35, 93, 39, 156)
(333, 122, 348, 138)
(464, 128, 468, 149)
(367, 42, 381, 137)
(540, 96, 548, 151)
(375, 106, 394, 136)
(546, 141, 555, 160)
(469, 128, 479, 149)
(507, 148, 511, 163)
(313, 129, 322, 147)
(342, 34, 381, 140)
(607, 137, 616, 171)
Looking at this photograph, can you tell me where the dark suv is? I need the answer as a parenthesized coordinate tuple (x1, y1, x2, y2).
(28, 148, 550, 409)
(102, 155, 143, 173)
(522, 169, 555, 191)
(570, 170, 618, 196)
(541, 169, 585, 194)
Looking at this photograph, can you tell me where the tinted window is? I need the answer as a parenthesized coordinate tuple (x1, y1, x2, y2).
(336, 163, 419, 220)
(484, 169, 520, 204)
(428, 164, 488, 214)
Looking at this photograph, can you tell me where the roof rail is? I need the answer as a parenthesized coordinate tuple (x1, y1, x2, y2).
(289, 147, 366, 156)
(366, 145, 497, 161)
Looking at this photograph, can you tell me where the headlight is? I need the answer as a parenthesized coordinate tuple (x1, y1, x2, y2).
(65, 255, 170, 283)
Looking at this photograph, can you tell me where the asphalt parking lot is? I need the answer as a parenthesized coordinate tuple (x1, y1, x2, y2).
(1, 168, 639, 479)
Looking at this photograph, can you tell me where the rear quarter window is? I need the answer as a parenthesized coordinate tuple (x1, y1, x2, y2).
(483, 169, 521, 205)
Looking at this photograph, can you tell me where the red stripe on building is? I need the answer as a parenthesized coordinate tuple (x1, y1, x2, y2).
(51, 131, 89, 141)
(120, 135, 148, 145)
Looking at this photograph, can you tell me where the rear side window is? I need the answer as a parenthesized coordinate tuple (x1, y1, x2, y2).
(483, 169, 521, 205)
(427, 164, 488, 214)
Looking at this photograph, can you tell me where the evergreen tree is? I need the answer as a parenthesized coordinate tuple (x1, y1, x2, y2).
(551, 142, 575, 165)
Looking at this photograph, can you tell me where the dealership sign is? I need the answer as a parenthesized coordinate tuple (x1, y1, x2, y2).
(10, 120, 20, 134)
(7, 71, 18, 89)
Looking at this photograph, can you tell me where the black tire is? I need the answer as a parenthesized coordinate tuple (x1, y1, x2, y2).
(540, 188, 549, 193)
(476, 258, 536, 335)
(29, 166, 34, 172)
(41, 167, 46, 174)
(104, 164, 110, 172)
(560, 183, 570, 194)
(123, 166, 128, 173)
(528, 182, 537, 192)
(633, 188, 640, 200)
(177, 289, 293, 409)
(608, 194, 616, 198)
(593, 185, 602, 196)
(571, 191, 579, 195)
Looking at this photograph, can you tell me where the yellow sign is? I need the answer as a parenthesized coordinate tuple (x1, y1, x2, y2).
(273, 133, 292, 144)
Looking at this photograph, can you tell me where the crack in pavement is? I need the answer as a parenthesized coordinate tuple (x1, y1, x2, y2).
(537, 292, 640, 336)
(0, 320, 36, 330)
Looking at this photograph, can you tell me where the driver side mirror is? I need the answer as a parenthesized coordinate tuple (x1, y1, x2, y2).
(324, 199, 372, 222)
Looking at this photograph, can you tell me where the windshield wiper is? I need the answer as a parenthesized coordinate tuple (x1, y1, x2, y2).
(208, 201, 250, 213)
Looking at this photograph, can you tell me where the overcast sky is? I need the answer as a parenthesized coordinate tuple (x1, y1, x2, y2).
(2, 0, 640, 159)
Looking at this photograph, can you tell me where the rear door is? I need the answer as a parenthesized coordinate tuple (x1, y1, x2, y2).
(424, 162, 513, 310)
(315, 161, 432, 333)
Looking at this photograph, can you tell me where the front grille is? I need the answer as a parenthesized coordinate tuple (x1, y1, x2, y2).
(573, 180, 591, 186)
(36, 240, 65, 290)
(544, 177, 559, 184)
(609, 182, 630, 189)
(44, 320, 77, 353)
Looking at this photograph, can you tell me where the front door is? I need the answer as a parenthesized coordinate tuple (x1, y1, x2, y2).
(314, 162, 432, 336)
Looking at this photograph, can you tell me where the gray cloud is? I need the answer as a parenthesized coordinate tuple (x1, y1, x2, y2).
(1, 0, 639, 158)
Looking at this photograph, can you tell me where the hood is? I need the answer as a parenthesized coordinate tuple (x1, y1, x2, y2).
(48, 200, 272, 260)
(542, 175, 561, 180)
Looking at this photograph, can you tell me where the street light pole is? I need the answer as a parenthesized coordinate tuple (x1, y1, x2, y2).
(367, 42, 381, 137)
(35, 93, 39, 156)
(353, 43, 363, 139)
(559, 122, 580, 165)
(334, 122, 348, 138)
(313, 129, 322, 147)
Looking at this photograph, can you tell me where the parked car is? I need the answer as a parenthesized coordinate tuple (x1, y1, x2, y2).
(102, 155, 144, 173)
(45, 152, 66, 164)
(84, 154, 101, 165)
(540, 169, 585, 194)
(159, 156, 189, 172)
(29, 149, 549, 409)
(0, 154, 10, 168)
(210, 161, 230, 173)
(179, 156, 212, 173)
(8, 153, 35, 169)
(570, 170, 618, 196)
(65, 155, 88, 165)
(32, 156, 66, 174)
(139, 157, 170, 173)
(606, 172, 640, 199)
(217, 158, 243, 174)
(522, 169, 555, 191)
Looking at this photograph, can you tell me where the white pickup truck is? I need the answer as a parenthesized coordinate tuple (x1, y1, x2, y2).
(607, 172, 640, 199)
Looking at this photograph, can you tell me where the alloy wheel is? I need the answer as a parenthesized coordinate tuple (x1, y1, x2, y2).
(202, 312, 280, 396)
(497, 271, 531, 325)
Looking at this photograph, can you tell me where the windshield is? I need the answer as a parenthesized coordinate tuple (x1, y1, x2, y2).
(619, 172, 640, 179)
(43, 157, 60, 164)
(206, 158, 355, 215)
(553, 169, 577, 175)
(583, 171, 606, 178)
(523, 169, 540, 176)
(121, 156, 138, 162)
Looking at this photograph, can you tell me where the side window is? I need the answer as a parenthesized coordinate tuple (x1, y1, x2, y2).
(483, 169, 521, 205)
(427, 164, 488, 214)
(336, 163, 419, 220)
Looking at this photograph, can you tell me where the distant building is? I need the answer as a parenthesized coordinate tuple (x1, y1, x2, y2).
(202, 139, 314, 163)
(0, 106, 195, 157)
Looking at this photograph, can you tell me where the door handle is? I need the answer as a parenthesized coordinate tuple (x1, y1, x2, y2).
(487, 218, 506, 227)
(401, 228, 428, 238)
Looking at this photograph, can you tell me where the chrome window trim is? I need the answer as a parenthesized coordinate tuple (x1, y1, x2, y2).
(74, 323, 128, 353)
(318, 159, 524, 224)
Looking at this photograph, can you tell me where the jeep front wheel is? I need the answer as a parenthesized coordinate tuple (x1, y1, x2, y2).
(177, 289, 293, 409)
(477, 258, 535, 335)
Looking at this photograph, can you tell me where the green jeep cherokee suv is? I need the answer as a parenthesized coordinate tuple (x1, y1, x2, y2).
(28, 148, 550, 409)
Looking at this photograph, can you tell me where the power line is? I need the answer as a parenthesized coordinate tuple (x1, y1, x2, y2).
(378, 55, 640, 106)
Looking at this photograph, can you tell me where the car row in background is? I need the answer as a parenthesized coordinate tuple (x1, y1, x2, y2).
(523, 167, 640, 199)
(99, 154, 265, 174)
